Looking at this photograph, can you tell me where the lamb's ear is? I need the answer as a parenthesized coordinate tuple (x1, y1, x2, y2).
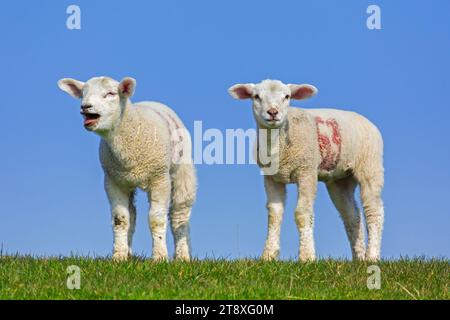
(58, 78, 85, 99)
(289, 84, 318, 100)
(228, 83, 255, 100)
(118, 77, 136, 98)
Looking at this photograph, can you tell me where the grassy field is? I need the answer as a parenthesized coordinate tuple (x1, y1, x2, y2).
(0, 256, 448, 300)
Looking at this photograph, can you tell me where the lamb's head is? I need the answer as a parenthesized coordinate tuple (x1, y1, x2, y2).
(58, 76, 136, 133)
(228, 79, 318, 128)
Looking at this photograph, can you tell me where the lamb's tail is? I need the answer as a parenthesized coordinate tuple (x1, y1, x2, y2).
(171, 162, 197, 211)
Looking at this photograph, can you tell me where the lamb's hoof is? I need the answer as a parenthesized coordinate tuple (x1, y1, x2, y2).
(112, 252, 129, 262)
(299, 257, 316, 263)
(365, 254, 380, 262)
(174, 253, 191, 262)
(299, 252, 316, 262)
(353, 253, 366, 261)
(152, 254, 169, 262)
(261, 250, 279, 261)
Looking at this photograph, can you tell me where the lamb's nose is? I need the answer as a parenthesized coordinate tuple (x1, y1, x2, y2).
(267, 108, 278, 118)
(81, 104, 93, 111)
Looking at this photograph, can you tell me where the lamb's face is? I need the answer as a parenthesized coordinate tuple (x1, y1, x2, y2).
(58, 76, 136, 134)
(228, 79, 318, 129)
(76, 77, 121, 132)
(251, 80, 291, 128)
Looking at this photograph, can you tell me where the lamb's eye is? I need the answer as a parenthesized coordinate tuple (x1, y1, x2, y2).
(104, 92, 116, 98)
(285, 95, 290, 100)
(254, 94, 261, 101)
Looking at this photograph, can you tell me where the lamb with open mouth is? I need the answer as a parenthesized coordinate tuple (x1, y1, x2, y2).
(58, 76, 197, 262)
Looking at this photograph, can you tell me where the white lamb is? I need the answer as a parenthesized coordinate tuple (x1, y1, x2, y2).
(58, 76, 197, 261)
(229, 79, 384, 261)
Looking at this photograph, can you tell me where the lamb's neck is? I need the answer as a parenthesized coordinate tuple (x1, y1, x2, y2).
(255, 121, 289, 166)
(256, 120, 289, 143)
(100, 104, 139, 164)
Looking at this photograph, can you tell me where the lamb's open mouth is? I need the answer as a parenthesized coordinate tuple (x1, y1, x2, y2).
(82, 113, 100, 127)
(266, 118, 279, 124)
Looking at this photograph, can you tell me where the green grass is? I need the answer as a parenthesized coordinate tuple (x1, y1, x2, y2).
(0, 256, 448, 300)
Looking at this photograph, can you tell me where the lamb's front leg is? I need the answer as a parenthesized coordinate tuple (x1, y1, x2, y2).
(147, 174, 171, 261)
(262, 176, 286, 261)
(105, 176, 133, 261)
(295, 173, 318, 262)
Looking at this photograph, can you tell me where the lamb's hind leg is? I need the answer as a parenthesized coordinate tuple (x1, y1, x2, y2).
(326, 176, 366, 260)
(147, 174, 171, 261)
(170, 205, 192, 261)
(170, 164, 197, 261)
(358, 174, 384, 261)
(127, 191, 137, 256)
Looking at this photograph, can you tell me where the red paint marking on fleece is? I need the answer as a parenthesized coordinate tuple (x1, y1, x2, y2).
(315, 116, 342, 171)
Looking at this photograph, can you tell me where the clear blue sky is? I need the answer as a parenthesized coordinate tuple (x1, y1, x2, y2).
(1, 0, 449, 259)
